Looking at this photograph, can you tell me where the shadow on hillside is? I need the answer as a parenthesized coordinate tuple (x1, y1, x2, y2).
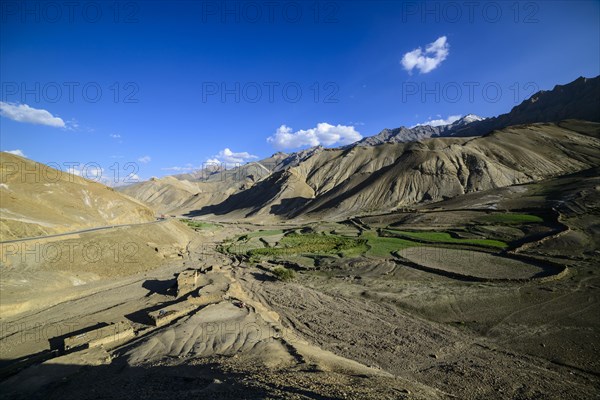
(142, 278, 176, 297)
(0, 361, 341, 400)
(183, 174, 283, 218)
(183, 186, 310, 219)
(123, 296, 185, 326)
(250, 271, 276, 282)
(47, 323, 110, 352)
(269, 197, 310, 216)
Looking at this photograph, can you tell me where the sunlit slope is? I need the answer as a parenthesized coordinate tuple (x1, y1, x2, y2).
(191, 121, 600, 220)
(118, 159, 281, 215)
(0, 152, 155, 240)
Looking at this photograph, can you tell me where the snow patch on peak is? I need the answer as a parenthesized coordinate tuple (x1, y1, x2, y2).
(461, 114, 484, 123)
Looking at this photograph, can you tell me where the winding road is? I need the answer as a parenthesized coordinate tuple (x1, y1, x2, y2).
(0, 219, 167, 244)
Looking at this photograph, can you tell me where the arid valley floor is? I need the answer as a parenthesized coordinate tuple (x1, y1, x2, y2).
(3, 1, 600, 397)
(1, 162, 599, 399)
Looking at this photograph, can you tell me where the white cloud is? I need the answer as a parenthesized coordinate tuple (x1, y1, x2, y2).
(3, 149, 27, 157)
(0, 102, 65, 128)
(401, 36, 449, 74)
(124, 173, 140, 183)
(64, 119, 93, 133)
(207, 148, 258, 165)
(64, 118, 80, 131)
(161, 163, 197, 172)
(161, 166, 193, 172)
(110, 134, 121, 139)
(413, 114, 462, 128)
(267, 123, 362, 150)
(64, 164, 139, 187)
(138, 155, 151, 164)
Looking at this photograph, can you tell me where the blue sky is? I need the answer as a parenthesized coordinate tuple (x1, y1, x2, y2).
(1, 0, 599, 184)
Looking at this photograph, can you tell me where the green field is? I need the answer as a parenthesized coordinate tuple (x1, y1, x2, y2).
(180, 219, 220, 230)
(248, 233, 367, 257)
(478, 213, 544, 224)
(228, 222, 510, 262)
(362, 232, 418, 257)
(384, 229, 508, 249)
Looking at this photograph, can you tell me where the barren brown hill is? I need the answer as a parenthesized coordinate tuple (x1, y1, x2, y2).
(118, 158, 286, 215)
(187, 120, 600, 221)
(0, 152, 155, 241)
(118, 176, 216, 215)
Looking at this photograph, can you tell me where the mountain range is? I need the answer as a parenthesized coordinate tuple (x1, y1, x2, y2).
(116, 75, 600, 221)
(3, 76, 596, 231)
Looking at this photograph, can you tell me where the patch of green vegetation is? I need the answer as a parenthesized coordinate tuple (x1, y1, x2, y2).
(227, 224, 508, 261)
(338, 242, 370, 257)
(362, 231, 418, 257)
(180, 219, 220, 230)
(384, 230, 507, 249)
(248, 233, 366, 258)
(478, 213, 544, 224)
(272, 266, 296, 281)
(226, 230, 286, 254)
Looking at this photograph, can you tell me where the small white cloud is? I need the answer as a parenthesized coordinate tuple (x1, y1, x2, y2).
(207, 148, 258, 166)
(63, 118, 80, 131)
(125, 173, 140, 182)
(161, 163, 200, 172)
(0, 102, 65, 128)
(64, 164, 138, 187)
(138, 155, 151, 164)
(267, 123, 362, 150)
(413, 114, 462, 128)
(161, 166, 193, 172)
(65, 165, 103, 179)
(110, 134, 121, 139)
(68, 168, 81, 177)
(3, 149, 27, 157)
(401, 36, 449, 74)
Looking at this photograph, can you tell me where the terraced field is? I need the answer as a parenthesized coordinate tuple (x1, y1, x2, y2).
(396, 247, 564, 281)
(383, 229, 508, 249)
(248, 233, 368, 258)
(477, 213, 544, 224)
(223, 211, 566, 285)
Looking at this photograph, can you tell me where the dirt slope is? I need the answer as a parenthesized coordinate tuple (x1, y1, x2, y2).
(118, 159, 282, 215)
(0, 152, 155, 241)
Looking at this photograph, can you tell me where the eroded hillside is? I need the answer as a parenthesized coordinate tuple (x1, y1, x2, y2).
(186, 121, 600, 221)
(0, 153, 155, 241)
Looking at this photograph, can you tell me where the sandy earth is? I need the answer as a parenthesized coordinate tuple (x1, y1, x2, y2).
(1, 203, 599, 399)
(0, 227, 437, 399)
(0, 220, 192, 318)
(236, 267, 598, 399)
(397, 246, 550, 280)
